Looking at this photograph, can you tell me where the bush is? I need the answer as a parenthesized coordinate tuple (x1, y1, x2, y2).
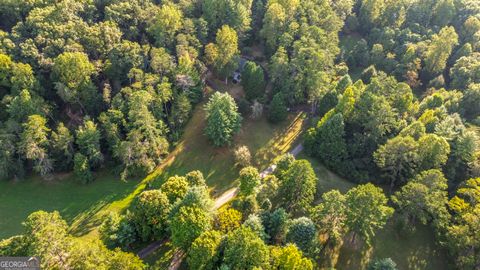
(186, 170, 206, 187)
(234, 145, 252, 167)
(161, 176, 189, 203)
(99, 211, 137, 249)
(215, 207, 242, 233)
(236, 98, 252, 117)
(238, 166, 261, 196)
(368, 258, 398, 270)
(285, 217, 317, 252)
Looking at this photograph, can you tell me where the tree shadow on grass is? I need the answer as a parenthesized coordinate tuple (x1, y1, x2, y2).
(68, 178, 142, 237)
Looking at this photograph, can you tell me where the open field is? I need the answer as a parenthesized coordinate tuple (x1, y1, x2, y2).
(0, 171, 138, 239)
(335, 223, 452, 270)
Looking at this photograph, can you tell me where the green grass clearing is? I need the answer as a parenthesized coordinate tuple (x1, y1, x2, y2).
(334, 223, 452, 270)
(0, 170, 138, 240)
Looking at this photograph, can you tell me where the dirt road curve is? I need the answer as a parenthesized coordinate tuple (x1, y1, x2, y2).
(213, 188, 239, 210)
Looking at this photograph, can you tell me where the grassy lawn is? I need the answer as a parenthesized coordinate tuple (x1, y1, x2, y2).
(0, 170, 138, 240)
(152, 91, 307, 195)
(334, 223, 452, 270)
(297, 152, 356, 197)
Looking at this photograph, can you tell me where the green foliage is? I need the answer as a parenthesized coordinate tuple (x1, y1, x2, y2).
(52, 52, 95, 104)
(170, 186, 214, 218)
(256, 174, 279, 208)
(234, 145, 252, 168)
(223, 227, 270, 269)
(424, 27, 459, 76)
(274, 153, 295, 178)
(392, 170, 449, 229)
(18, 115, 52, 178)
(0, 130, 21, 180)
(169, 92, 192, 131)
(0, 53, 13, 87)
(242, 61, 266, 101)
(132, 190, 170, 241)
(188, 230, 223, 270)
(306, 113, 347, 172)
(461, 84, 480, 119)
(170, 206, 213, 250)
(205, 25, 240, 80)
(216, 207, 243, 233)
(23, 211, 70, 269)
(243, 214, 268, 241)
(311, 190, 347, 244)
(201, 0, 252, 40)
(261, 208, 289, 244)
(21, 210, 145, 269)
(374, 136, 419, 189)
(345, 183, 394, 245)
(269, 47, 292, 99)
(238, 166, 261, 196)
(446, 178, 480, 269)
(232, 195, 260, 219)
(268, 93, 288, 123)
(99, 211, 137, 249)
(361, 65, 377, 84)
(73, 153, 93, 184)
(7, 89, 46, 122)
(115, 90, 169, 179)
(204, 92, 242, 147)
(368, 258, 398, 270)
(417, 134, 450, 171)
(76, 120, 103, 168)
(0, 236, 27, 257)
(270, 244, 314, 270)
(104, 40, 143, 83)
(279, 160, 317, 213)
(186, 170, 207, 187)
(285, 217, 317, 252)
(147, 3, 183, 47)
(51, 122, 74, 171)
(161, 176, 190, 203)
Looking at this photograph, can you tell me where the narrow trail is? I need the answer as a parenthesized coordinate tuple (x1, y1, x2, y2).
(137, 142, 305, 268)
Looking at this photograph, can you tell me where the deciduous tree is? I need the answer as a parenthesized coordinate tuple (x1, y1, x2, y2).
(345, 183, 394, 245)
(171, 206, 213, 250)
(279, 160, 317, 213)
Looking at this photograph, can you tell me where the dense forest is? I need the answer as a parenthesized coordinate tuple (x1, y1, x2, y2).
(0, 0, 480, 269)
